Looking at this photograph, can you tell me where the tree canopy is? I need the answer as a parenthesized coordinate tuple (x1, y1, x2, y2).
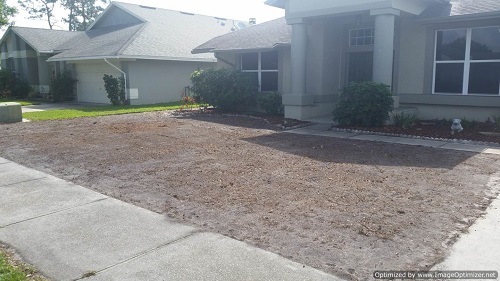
(61, 0, 109, 31)
(17, 0, 57, 29)
(0, 0, 17, 28)
(15, 0, 109, 31)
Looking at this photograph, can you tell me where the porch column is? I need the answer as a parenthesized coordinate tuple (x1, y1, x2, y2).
(283, 18, 314, 120)
(290, 19, 307, 97)
(370, 8, 400, 88)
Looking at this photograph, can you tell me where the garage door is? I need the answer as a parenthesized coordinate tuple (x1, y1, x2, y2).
(76, 63, 121, 104)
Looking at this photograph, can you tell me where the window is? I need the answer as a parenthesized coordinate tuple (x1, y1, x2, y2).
(349, 28, 375, 46)
(241, 51, 279, 92)
(434, 27, 500, 95)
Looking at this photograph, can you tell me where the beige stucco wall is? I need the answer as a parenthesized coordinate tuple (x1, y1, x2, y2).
(280, 47, 291, 95)
(126, 59, 215, 105)
(410, 105, 500, 122)
(396, 16, 427, 95)
(397, 17, 500, 121)
(214, 52, 239, 69)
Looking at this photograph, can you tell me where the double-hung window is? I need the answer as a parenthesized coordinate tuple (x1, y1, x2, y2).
(349, 27, 375, 47)
(241, 51, 279, 92)
(433, 27, 500, 95)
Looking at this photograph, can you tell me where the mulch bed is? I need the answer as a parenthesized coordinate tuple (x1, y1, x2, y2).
(337, 121, 500, 144)
(1, 112, 499, 280)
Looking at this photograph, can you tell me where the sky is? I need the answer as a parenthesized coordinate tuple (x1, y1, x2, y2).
(3, 0, 285, 32)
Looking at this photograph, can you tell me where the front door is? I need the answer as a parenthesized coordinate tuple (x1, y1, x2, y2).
(347, 52, 373, 83)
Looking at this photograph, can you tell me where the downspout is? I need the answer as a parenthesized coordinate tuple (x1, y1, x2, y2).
(104, 58, 128, 101)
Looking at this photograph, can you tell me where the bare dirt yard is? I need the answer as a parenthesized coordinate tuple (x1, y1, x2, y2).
(1, 111, 499, 280)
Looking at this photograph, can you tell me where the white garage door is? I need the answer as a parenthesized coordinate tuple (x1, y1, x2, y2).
(76, 63, 121, 104)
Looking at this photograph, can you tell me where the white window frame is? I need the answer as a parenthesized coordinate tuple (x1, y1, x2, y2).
(433, 27, 500, 96)
(241, 51, 278, 92)
(349, 27, 375, 47)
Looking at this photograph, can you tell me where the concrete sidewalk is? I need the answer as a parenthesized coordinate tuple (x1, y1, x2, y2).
(0, 158, 340, 281)
(286, 124, 500, 155)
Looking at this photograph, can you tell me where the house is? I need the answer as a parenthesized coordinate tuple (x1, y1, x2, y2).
(193, 0, 500, 121)
(0, 2, 249, 104)
(0, 27, 82, 95)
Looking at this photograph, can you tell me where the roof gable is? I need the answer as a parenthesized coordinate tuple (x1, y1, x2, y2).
(193, 17, 291, 53)
(1, 27, 82, 53)
(89, 4, 144, 30)
(49, 2, 250, 61)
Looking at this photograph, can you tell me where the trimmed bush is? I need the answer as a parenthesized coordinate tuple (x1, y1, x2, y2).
(333, 81, 394, 127)
(50, 70, 77, 102)
(190, 68, 258, 112)
(257, 92, 284, 116)
(103, 74, 126, 105)
(0, 69, 32, 99)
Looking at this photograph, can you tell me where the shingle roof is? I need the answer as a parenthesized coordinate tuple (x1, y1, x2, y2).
(192, 17, 291, 53)
(114, 2, 248, 60)
(49, 23, 144, 60)
(194, 0, 500, 54)
(48, 2, 248, 61)
(9, 27, 83, 53)
(419, 0, 500, 18)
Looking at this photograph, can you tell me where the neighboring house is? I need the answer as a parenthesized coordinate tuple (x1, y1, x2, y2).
(0, 2, 248, 104)
(0, 28, 82, 95)
(193, 0, 500, 121)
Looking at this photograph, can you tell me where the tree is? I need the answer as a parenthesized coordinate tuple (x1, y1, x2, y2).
(17, 0, 57, 29)
(0, 0, 17, 28)
(61, 0, 108, 31)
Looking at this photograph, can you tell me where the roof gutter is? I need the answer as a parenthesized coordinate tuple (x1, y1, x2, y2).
(416, 11, 500, 24)
(104, 58, 128, 101)
(47, 55, 217, 63)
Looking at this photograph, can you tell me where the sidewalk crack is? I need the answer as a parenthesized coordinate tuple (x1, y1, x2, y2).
(0, 198, 109, 229)
(0, 177, 48, 187)
(73, 229, 203, 280)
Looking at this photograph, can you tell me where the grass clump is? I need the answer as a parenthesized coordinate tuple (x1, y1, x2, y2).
(391, 112, 418, 129)
(0, 248, 46, 281)
(23, 102, 189, 121)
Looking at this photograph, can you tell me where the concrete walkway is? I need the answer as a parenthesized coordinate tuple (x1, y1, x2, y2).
(286, 123, 500, 155)
(0, 157, 340, 281)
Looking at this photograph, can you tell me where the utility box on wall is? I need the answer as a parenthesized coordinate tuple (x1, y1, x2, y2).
(129, 88, 139, 100)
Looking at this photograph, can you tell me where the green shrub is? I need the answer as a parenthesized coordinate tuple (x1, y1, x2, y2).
(491, 113, 500, 131)
(391, 112, 418, 129)
(190, 68, 258, 112)
(0, 69, 32, 99)
(333, 81, 394, 127)
(50, 70, 77, 102)
(460, 117, 478, 129)
(0, 70, 14, 98)
(103, 74, 126, 105)
(13, 79, 32, 99)
(257, 92, 284, 116)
